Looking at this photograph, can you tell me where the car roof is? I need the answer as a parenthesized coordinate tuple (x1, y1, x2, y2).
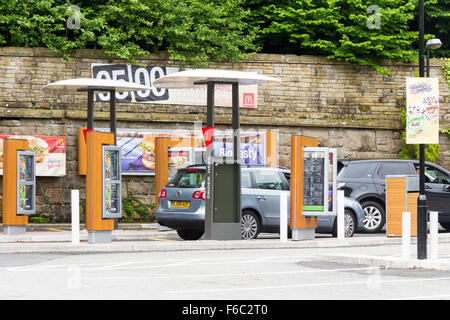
(181, 164, 289, 172)
(339, 159, 449, 174)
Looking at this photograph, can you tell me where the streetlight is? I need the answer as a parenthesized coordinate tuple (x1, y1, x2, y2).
(417, 0, 426, 260)
(426, 38, 442, 77)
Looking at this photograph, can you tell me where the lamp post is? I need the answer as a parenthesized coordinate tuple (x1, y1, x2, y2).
(426, 39, 443, 77)
(417, 0, 427, 260)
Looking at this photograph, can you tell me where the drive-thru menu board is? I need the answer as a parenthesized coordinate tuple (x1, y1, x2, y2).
(102, 146, 122, 219)
(17, 151, 36, 215)
(302, 147, 337, 216)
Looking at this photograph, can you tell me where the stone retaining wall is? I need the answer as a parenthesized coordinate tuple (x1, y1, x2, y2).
(0, 47, 448, 221)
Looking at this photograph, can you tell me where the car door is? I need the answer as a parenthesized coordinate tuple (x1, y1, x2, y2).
(252, 169, 286, 227)
(418, 164, 450, 214)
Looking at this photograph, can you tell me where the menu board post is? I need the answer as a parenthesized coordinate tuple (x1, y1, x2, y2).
(290, 136, 318, 241)
(2, 139, 34, 235)
(86, 131, 115, 243)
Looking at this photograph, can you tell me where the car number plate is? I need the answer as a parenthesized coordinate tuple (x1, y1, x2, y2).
(172, 201, 190, 208)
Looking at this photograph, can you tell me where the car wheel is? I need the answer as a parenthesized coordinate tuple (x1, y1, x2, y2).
(241, 210, 261, 240)
(361, 201, 385, 233)
(440, 223, 450, 231)
(176, 229, 204, 240)
(332, 209, 356, 237)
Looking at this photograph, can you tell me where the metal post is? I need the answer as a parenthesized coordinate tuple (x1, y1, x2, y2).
(430, 211, 439, 259)
(232, 82, 241, 225)
(417, 0, 427, 260)
(280, 191, 288, 242)
(337, 190, 345, 240)
(110, 89, 117, 145)
(402, 211, 411, 259)
(426, 47, 430, 77)
(87, 90, 94, 130)
(204, 82, 215, 240)
(109, 89, 118, 230)
(71, 190, 80, 245)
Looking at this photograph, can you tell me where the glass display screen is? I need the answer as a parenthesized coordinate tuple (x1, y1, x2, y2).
(303, 151, 325, 211)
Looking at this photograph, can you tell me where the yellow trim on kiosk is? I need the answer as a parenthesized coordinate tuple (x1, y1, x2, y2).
(78, 127, 88, 175)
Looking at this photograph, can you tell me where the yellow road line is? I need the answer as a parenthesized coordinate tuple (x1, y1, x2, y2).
(45, 228, 67, 232)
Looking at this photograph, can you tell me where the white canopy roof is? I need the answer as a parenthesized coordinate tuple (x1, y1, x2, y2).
(42, 78, 154, 94)
(152, 69, 281, 88)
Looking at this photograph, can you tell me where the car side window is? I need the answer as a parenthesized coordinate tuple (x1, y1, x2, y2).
(241, 171, 252, 188)
(253, 171, 283, 190)
(377, 162, 412, 179)
(420, 165, 450, 184)
(341, 162, 377, 179)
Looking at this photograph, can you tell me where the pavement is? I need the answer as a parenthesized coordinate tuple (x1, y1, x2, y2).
(1, 223, 450, 271)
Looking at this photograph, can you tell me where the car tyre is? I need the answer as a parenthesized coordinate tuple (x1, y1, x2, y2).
(332, 209, 356, 237)
(361, 201, 385, 233)
(241, 210, 261, 240)
(176, 229, 204, 240)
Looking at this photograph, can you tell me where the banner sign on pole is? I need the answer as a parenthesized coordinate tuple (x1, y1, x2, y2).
(405, 77, 440, 145)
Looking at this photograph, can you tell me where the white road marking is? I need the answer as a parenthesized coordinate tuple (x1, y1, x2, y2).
(165, 275, 450, 294)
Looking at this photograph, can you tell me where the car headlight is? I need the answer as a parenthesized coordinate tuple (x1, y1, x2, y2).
(337, 183, 346, 189)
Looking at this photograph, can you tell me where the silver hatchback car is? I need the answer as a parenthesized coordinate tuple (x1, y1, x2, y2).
(156, 165, 365, 240)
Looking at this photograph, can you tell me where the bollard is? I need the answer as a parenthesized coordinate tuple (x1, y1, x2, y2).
(280, 191, 288, 242)
(402, 211, 411, 259)
(71, 190, 80, 245)
(337, 190, 345, 239)
(430, 211, 439, 260)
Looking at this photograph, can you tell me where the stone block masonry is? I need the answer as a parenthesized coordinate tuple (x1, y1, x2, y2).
(0, 47, 448, 221)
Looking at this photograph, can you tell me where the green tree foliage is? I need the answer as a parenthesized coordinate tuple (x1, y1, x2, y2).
(409, 0, 450, 57)
(0, 0, 259, 64)
(244, 0, 419, 74)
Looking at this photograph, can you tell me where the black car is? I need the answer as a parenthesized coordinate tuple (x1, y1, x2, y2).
(337, 159, 450, 233)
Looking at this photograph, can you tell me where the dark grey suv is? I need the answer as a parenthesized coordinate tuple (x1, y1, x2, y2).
(337, 159, 450, 233)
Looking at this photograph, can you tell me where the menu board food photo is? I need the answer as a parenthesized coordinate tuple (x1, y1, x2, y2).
(0, 135, 66, 177)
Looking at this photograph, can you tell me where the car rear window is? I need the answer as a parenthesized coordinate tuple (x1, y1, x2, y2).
(166, 170, 205, 188)
(340, 162, 378, 179)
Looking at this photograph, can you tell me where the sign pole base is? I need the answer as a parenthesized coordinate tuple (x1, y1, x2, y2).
(88, 230, 112, 244)
(4, 225, 26, 236)
(292, 228, 315, 241)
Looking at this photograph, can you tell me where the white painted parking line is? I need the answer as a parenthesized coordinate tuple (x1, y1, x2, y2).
(394, 294, 450, 300)
(165, 275, 450, 295)
(82, 266, 380, 282)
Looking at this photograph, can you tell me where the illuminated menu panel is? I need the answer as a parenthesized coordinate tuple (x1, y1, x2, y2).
(17, 151, 36, 215)
(102, 146, 122, 219)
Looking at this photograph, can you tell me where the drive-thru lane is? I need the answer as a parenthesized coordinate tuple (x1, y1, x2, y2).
(2, 244, 450, 300)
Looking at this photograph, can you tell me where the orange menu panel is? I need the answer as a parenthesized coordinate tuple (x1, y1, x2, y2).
(386, 177, 418, 237)
(2, 139, 29, 226)
(290, 136, 318, 229)
(85, 131, 115, 231)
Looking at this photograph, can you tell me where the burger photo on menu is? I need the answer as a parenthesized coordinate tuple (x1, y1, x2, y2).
(139, 134, 156, 170)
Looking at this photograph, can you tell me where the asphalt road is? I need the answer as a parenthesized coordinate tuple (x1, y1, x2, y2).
(2, 244, 450, 300)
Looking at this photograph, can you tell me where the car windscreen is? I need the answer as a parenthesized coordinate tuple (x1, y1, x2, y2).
(166, 170, 206, 188)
